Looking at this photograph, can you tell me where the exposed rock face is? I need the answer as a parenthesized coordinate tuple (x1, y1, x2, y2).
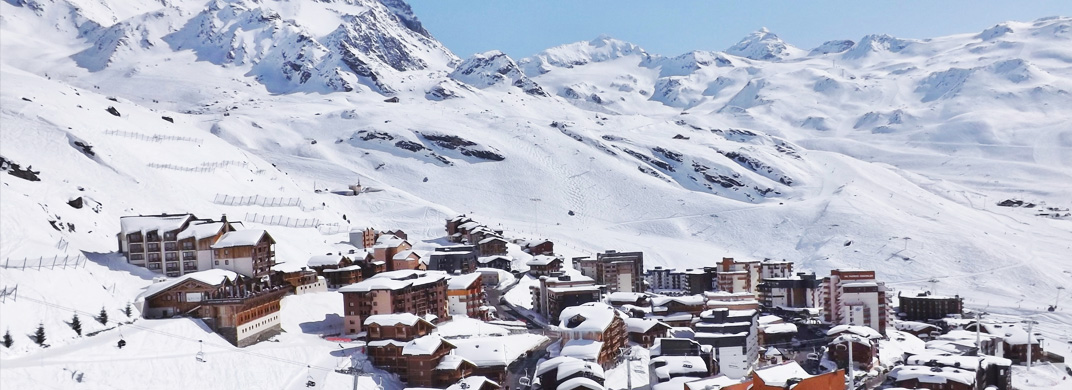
(449, 50, 548, 96)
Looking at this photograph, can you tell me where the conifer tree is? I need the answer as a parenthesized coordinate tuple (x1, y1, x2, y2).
(97, 307, 108, 325)
(33, 323, 46, 345)
(2, 329, 12, 348)
(71, 314, 82, 336)
(124, 302, 132, 318)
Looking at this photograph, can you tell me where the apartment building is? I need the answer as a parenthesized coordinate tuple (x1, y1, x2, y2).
(756, 272, 822, 309)
(339, 270, 449, 334)
(573, 250, 644, 293)
(716, 257, 760, 293)
(118, 214, 275, 278)
(531, 273, 603, 323)
(693, 308, 759, 379)
(821, 269, 891, 335)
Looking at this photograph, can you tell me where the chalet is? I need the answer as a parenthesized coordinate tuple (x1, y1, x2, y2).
(402, 336, 457, 387)
(372, 235, 411, 270)
(339, 270, 449, 334)
(890, 365, 976, 390)
(118, 214, 245, 277)
(520, 239, 554, 256)
(365, 313, 437, 375)
(606, 292, 650, 308)
(964, 321, 1044, 363)
(535, 356, 605, 390)
(894, 320, 942, 339)
(427, 246, 477, 274)
(323, 265, 365, 288)
(391, 250, 421, 271)
(306, 253, 353, 274)
(435, 356, 479, 388)
(557, 303, 628, 367)
(452, 338, 513, 384)
(466, 226, 498, 246)
(136, 269, 289, 347)
(625, 317, 671, 347)
(445, 215, 474, 238)
(526, 255, 563, 276)
(277, 269, 326, 295)
(476, 236, 509, 256)
(211, 229, 276, 278)
(759, 322, 798, 347)
(827, 333, 877, 368)
(477, 255, 512, 272)
(351, 227, 409, 249)
(901, 352, 1013, 390)
(446, 272, 487, 319)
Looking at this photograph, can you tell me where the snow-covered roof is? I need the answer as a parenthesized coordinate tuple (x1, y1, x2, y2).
(323, 265, 363, 272)
(402, 335, 451, 355)
(339, 271, 447, 292)
(758, 315, 783, 325)
(447, 272, 482, 290)
(558, 377, 604, 390)
(650, 356, 708, 381)
(211, 229, 269, 248)
(625, 317, 668, 333)
(606, 292, 647, 302)
(651, 295, 705, 307)
(136, 269, 237, 301)
(526, 255, 561, 266)
(754, 361, 812, 387)
(445, 376, 498, 390)
(434, 317, 508, 338)
(435, 355, 475, 371)
(477, 255, 511, 264)
(373, 235, 406, 248)
(560, 339, 603, 361)
(831, 333, 873, 347)
(451, 338, 509, 366)
(364, 313, 425, 327)
(176, 221, 225, 240)
(559, 302, 621, 332)
(367, 339, 408, 348)
(892, 365, 976, 385)
(976, 321, 1038, 345)
(684, 375, 740, 390)
(393, 250, 417, 260)
(308, 254, 346, 267)
(842, 281, 879, 288)
(555, 359, 605, 380)
(894, 321, 940, 332)
(828, 324, 883, 339)
(905, 352, 1011, 370)
(536, 356, 585, 376)
(652, 377, 700, 390)
(458, 221, 480, 230)
(120, 214, 192, 235)
(478, 236, 507, 244)
(761, 323, 798, 334)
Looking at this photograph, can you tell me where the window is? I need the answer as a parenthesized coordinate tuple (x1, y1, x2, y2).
(225, 260, 229, 265)
(214, 260, 219, 265)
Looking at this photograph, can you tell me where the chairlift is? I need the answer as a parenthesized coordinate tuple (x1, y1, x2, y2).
(305, 365, 316, 388)
(518, 369, 531, 388)
(117, 324, 126, 349)
(196, 340, 206, 362)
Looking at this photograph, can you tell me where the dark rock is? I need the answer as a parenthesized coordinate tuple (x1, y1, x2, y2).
(384, 97, 400, 103)
(1, 156, 41, 182)
(105, 106, 121, 117)
(672, 134, 690, 140)
(21, 97, 32, 102)
(68, 197, 84, 209)
(161, 116, 174, 123)
(394, 140, 427, 152)
(73, 141, 95, 157)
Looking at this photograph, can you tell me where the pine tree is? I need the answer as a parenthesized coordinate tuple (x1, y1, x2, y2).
(33, 323, 46, 346)
(70, 314, 82, 336)
(124, 302, 132, 318)
(2, 330, 12, 348)
(97, 307, 108, 325)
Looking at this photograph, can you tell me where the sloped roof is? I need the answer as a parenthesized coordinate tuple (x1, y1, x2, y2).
(447, 272, 482, 290)
(176, 221, 225, 240)
(754, 361, 812, 387)
(625, 317, 669, 333)
(364, 313, 426, 327)
(827, 324, 883, 339)
(308, 254, 347, 267)
(650, 356, 708, 381)
(211, 229, 270, 248)
(560, 339, 603, 361)
(892, 365, 975, 385)
(120, 214, 193, 235)
(559, 303, 621, 332)
(402, 335, 452, 356)
(136, 269, 237, 301)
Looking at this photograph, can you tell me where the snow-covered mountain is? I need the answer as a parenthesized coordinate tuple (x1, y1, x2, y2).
(2, 0, 1071, 387)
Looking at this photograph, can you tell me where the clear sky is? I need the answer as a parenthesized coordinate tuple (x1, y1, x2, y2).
(407, 1, 1072, 59)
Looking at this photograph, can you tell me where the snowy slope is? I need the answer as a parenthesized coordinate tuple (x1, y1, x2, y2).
(1, 0, 1071, 387)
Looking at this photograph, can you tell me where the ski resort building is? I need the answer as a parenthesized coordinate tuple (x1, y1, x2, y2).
(371, 235, 412, 271)
(898, 291, 964, 321)
(526, 255, 563, 276)
(427, 246, 478, 274)
(716, 257, 761, 293)
(573, 250, 645, 293)
(693, 308, 759, 379)
(339, 270, 449, 335)
(136, 269, 289, 347)
(645, 266, 718, 295)
(821, 269, 891, 335)
(446, 272, 487, 319)
(531, 273, 603, 322)
(557, 303, 628, 367)
(118, 214, 275, 278)
(756, 272, 822, 309)
(534, 356, 606, 390)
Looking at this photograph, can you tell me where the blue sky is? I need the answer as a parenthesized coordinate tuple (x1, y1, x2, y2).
(407, 1, 1072, 59)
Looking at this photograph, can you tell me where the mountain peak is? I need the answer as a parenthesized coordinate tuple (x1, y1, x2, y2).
(519, 36, 648, 75)
(725, 28, 800, 61)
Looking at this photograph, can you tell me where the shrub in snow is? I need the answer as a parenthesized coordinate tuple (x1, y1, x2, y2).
(33, 323, 46, 346)
(97, 307, 108, 325)
(71, 314, 82, 336)
(3, 330, 12, 348)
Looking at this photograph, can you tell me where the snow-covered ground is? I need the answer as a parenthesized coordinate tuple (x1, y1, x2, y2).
(1, 0, 1070, 388)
